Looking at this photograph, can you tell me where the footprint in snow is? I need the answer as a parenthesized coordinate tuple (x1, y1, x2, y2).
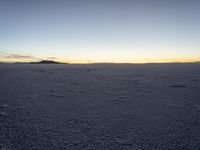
(0, 104, 10, 110)
(168, 84, 187, 88)
(104, 91, 112, 95)
(113, 96, 126, 102)
(50, 94, 65, 98)
(0, 112, 8, 119)
(79, 90, 85, 93)
(0, 104, 10, 119)
(193, 105, 200, 111)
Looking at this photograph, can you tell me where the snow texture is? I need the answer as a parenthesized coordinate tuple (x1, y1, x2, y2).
(0, 63, 200, 150)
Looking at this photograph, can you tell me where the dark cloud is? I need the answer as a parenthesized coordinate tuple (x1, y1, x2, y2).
(0, 53, 42, 61)
(0, 52, 61, 62)
(5, 54, 33, 59)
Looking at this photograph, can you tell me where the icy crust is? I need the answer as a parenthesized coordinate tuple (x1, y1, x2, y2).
(0, 63, 200, 150)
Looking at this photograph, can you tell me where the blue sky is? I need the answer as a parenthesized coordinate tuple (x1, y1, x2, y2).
(0, 0, 200, 63)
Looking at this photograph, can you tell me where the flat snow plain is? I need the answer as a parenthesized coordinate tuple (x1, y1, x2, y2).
(0, 63, 200, 150)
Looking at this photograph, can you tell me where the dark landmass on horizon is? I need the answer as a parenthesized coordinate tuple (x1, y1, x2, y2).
(30, 60, 65, 64)
(0, 60, 200, 65)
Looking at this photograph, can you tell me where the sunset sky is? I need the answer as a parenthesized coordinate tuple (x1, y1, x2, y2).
(0, 0, 200, 63)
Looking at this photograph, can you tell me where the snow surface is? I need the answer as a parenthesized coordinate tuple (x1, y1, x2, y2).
(0, 63, 200, 150)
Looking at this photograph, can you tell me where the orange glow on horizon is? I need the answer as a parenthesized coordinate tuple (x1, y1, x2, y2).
(1, 52, 200, 64)
(1, 57, 199, 64)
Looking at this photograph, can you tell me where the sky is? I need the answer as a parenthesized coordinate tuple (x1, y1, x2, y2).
(0, 0, 200, 63)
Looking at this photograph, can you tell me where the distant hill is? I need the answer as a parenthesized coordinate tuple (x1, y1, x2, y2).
(31, 60, 63, 64)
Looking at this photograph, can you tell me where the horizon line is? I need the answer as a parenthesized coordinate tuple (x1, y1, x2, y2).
(1, 60, 200, 65)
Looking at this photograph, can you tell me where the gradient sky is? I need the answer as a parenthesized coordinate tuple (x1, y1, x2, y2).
(0, 0, 200, 63)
